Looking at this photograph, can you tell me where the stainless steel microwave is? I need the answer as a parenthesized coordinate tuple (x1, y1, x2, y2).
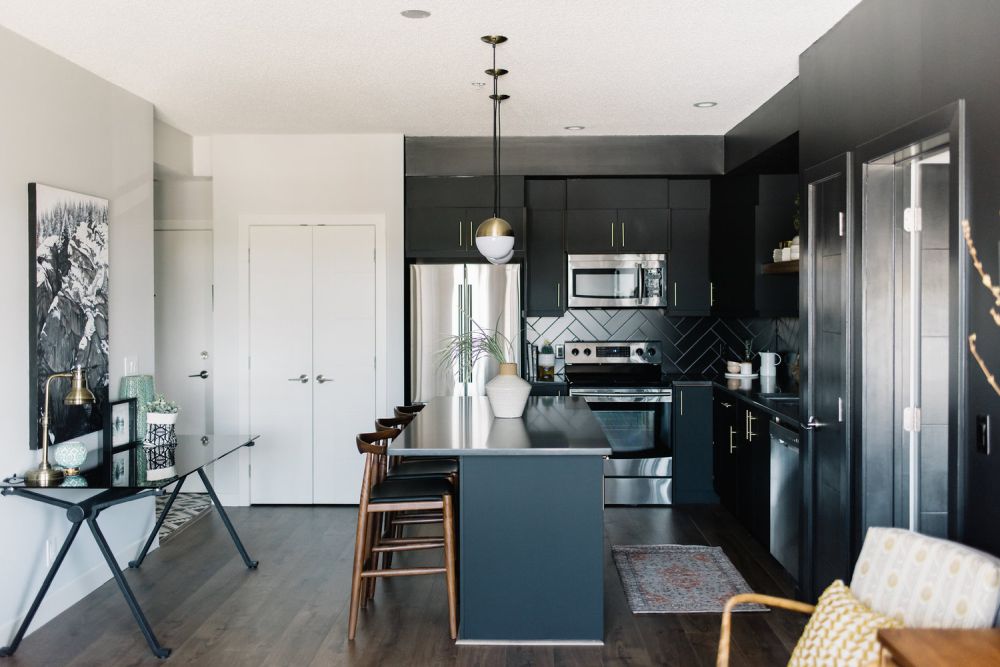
(567, 254, 668, 308)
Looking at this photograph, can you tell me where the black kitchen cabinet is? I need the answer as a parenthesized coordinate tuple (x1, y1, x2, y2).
(526, 209, 565, 316)
(565, 208, 670, 253)
(672, 384, 716, 504)
(405, 206, 525, 258)
(712, 390, 741, 515)
(737, 403, 770, 546)
(754, 175, 799, 317)
(566, 178, 670, 209)
(405, 176, 525, 258)
(669, 209, 711, 314)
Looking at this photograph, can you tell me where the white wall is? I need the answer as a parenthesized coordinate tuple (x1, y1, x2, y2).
(0, 26, 156, 639)
(209, 134, 404, 504)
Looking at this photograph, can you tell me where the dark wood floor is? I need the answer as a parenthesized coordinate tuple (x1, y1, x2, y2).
(8, 504, 805, 666)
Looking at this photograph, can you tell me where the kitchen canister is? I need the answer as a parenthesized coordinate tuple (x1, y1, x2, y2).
(143, 412, 179, 481)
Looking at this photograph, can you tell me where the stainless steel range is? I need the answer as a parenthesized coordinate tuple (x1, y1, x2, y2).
(565, 341, 672, 505)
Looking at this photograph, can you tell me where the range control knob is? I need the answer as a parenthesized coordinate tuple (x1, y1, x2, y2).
(635, 348, 645, 357)
(647, 347, 656, 357)
(570, 347, 580, 356)
(583, 348, 592, 356)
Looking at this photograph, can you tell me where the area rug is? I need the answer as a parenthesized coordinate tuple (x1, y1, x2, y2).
(156, 493, 213, 543)
(612, 544, 768, 614)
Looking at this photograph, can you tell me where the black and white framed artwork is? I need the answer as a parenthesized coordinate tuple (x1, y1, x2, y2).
(111, 446, 134, 486)
(105, 397, 137, 448)
(29, 183, 110, 450)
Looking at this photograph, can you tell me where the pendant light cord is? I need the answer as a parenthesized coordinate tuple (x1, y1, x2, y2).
(492, 42, 501, 217)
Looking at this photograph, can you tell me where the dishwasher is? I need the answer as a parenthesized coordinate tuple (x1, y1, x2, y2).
(769, 420, 800, 579)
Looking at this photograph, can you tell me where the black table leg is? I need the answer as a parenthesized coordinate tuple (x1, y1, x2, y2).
(0, 521, 82, 657)
(197, 467, 258, 569)
(87, 515, 171, 659)
(129, 477, 185, 568)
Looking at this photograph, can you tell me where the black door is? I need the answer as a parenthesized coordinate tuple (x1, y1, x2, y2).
(803, 154, 852, 600)
(669, 209, 710, 313)
(526, 209, 565, 316)
(565, 209, 618, 253)
(619, 208, 671, 253)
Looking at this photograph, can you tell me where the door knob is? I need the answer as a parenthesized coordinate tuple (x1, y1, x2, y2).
(288, 374, 309, 383)
(803, 416, 825, 430)
(316, 374, 333, 384)
(188, 370, 209, 379)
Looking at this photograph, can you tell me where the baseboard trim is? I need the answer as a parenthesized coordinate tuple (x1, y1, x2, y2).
(0, 535, 149, 644)
(455, 639, 604, 646)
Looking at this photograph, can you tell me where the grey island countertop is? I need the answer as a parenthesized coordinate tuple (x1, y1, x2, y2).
(389, 396, 613, 456)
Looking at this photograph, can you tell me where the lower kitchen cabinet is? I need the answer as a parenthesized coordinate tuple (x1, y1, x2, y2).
(672, 384, 716, 503)
(712, 391, 741, 514)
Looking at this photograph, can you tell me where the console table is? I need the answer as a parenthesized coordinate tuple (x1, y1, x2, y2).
(1, 434, 258, 659)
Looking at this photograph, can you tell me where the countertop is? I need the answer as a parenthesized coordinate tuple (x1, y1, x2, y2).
(388, 396, 613, 456)
(670, 373, 802, 426)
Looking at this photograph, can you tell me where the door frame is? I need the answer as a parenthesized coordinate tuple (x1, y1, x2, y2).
(237, 213, 388, 506)
(852, 100, 968, 545)
(800, 152, 853, 600)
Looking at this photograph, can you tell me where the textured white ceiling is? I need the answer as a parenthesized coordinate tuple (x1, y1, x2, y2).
(0, 1, 861, 136)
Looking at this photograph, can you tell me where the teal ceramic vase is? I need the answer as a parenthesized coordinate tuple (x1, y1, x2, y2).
(52, 440, 88, 475)
(119, 375, 155, 484)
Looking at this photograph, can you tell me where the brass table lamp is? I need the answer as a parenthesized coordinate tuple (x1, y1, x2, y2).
(26, 365, 96, 487)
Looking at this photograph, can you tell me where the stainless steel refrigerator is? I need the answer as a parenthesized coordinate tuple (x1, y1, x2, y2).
(410, 263, 521, 401)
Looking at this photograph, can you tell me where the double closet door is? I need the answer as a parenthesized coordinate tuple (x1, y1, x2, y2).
(249, 225, 376, 504)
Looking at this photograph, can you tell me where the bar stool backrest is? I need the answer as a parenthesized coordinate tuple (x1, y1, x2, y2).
(394, 404, 425, 417)
(375, 415, 413, 432)
(355, 429, 400, 502)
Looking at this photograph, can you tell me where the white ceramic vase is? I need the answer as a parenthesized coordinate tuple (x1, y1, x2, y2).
(143, 412, 178, 481)
(485, 362, 532, 419)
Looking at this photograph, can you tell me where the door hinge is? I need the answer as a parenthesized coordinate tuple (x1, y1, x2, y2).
(903, 406, 922, 432)
(838, 211, 845, 237)
(903, 207, 923, 233)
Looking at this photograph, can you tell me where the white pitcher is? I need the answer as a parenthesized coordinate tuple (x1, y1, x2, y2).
(758, 351, 782, 376)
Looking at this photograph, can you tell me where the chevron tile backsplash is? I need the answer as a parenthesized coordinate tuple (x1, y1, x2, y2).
(526, 310, 799, 379)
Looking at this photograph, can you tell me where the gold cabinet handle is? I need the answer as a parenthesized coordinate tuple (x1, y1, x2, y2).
(679, 390, 684, 416)
(621, 221, 625, 247)
(459, 220, 463, 247)
(729, 426, 737, 453)
(710, 281, 715, 306)
(611, 221, 616, 247)
(556, 282, 560, 308)
(469, 220, 473, 248)
(673, 282, 678, 307)
(746, 411, 757, 442)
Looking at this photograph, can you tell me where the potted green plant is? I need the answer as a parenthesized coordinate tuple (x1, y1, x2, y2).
(142, 394, 179, 481)
(439, 316, 530, 418)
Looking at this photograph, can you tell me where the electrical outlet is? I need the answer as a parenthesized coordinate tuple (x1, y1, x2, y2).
(976, 414, 991, 454)
(555, 344, 565, 359)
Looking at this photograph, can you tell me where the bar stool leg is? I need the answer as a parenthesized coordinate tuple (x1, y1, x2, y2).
(442, 494, 458, 640)
(362, 511, 378, 606)
(348, 506, 368, 640)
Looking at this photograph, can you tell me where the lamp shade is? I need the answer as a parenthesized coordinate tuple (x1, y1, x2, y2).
(63, 366, 96, 406)
(487, 248, 515, 265)
(475, 216, 515, 261)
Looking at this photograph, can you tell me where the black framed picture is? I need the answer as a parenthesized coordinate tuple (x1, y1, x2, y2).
(105, 397, 137, 449)
(111, 444, 136, 486)
(29, 183, 110, 450)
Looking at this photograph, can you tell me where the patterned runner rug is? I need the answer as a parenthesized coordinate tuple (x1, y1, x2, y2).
(156, 493, 213, 543)
(613, 544, 768, 613)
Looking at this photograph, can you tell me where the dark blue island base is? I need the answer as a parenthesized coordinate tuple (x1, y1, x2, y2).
(389, 396, 612, 644)
(458, 455, 605, 643)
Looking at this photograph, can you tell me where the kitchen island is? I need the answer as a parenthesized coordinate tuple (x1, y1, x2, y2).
(390, 395, 612, 644)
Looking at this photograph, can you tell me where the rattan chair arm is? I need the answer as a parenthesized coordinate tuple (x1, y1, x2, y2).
(716, 593, 816, 667)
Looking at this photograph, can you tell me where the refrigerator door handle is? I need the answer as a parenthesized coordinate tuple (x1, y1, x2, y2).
(466, 284, 473, 383)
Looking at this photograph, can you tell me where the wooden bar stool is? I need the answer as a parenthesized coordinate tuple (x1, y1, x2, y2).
(394, 403, 425, 417)
(349, 430, 457, 641)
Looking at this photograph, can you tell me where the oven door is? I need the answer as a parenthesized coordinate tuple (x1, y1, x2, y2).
(571, 391, 672, 460)
(567, 254, 667, 308)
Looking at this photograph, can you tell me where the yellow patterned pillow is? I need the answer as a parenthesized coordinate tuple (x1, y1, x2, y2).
(788, 580, 903, 667)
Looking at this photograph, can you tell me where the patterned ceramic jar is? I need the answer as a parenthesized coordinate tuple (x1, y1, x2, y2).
(143, 412, 178, 481)
(52, 440, 88, 475)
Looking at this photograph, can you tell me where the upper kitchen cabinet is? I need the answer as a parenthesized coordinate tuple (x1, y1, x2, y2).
(525, 180, 567, 316)
(565, 178, 671, 254)
(710, 172, 799, 317)
(668, 180, 712, 314)
(405, 176, 525, 258)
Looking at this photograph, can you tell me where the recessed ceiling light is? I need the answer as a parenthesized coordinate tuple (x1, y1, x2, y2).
(564, 125, 585, 131)
(693, 101, 718, 108)
(400, 9, 431, 19)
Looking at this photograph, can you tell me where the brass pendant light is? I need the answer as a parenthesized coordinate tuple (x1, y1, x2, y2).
(475, 35, 515, 265)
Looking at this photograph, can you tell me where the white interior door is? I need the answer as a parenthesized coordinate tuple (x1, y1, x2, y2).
(249, 226, 314, 504)
(312, 226, 376, 503)
(154, 229, 213, 492)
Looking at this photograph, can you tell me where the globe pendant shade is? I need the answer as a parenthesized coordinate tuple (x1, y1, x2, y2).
(487, 248, 515, 265)
(475, 216, 515, 261)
